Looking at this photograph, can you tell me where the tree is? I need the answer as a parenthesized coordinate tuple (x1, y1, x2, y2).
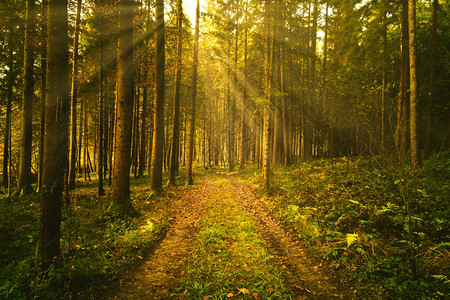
(68, 0, 82, 190)
(187, 0, 200, 185)
(18, 0, 35, 195)
(408, 0, 420, 167)
(396, 0, 410, 161)
(38, 0, 70, 268)
(109, 0, 135, 214)
(2, 30, 13, 190)
(424, 0, 438, 158)
(150, 0, 165, 192)
(98, 1, 105, 196)
(37, 0, 48, 193)
(263, 0, 271, 189)
(239, 0, 248, 169)
(169, 0, 183, 185)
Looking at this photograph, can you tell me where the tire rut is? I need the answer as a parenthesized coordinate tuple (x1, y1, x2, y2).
(228, 177, 343, 299)
(105, 178, 215, 300)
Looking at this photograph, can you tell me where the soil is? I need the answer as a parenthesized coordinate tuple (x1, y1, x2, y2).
(102, 175, 345, 299)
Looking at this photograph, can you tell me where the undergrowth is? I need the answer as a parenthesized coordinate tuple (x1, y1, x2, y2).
(176, 178, 292, 299)
(0, 175, 174, 299)
(236, 152, 450, 299)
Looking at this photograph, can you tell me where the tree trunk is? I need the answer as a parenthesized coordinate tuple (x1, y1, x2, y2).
(98, 24, 105, 196)
(39, 0, 70, 268)
(68, 0, 82, 190)
(381, 9, 387, 153)
(169, 0, 183, 185)
(263, 0, 271, 189)
(3, 31, 14, 189)
(150, 0, 165, 192)
(139, 70, 148, 177)
(229, 11, 238, 172)
(424, 0, 437, 158)
(18, 0, 35, 195)
(109, 0, 135, 214)
(398, 0, 410, 161)
(239, 0, 248, 169)
(186, 0, 200, 185)
(37, 0, 47, 193)
(408, 0, 421, 167)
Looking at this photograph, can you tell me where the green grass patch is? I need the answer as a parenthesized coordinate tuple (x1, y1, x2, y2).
(176, 178, 292, 299)
(0, 176, 175, 299)
(234, 153, 450, 299)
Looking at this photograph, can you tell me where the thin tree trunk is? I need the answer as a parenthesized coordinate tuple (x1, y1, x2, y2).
(424, 0, 437, 158)
(186, 0, 200, 185)
(169, 0, 183, 185)
(408, 0, 421, 167)
(98, 25, 105, 196)
(263, 0, 271, 189)
(37, 0, 47, 193)
(398, 0, 410, 161)
(150, 0, 165, 192)
(68, 0, 82, 190)
(3, 31, 14, 189)
(381, 9, 387, 152)
(139, 71, 148, 177)
(229, 12, 238, 172)
(109, 0, 135, 214)
(39, 0, 70, 268)
(239, 0, 248, 169)
(18, 0, 35, 195)
(132, 75, 140, 178)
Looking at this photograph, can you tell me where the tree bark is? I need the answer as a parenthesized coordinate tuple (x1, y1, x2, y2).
(150, 0, 165, 192)
(169, 0, 183, 185)
(18, 0, 35, 195)
(398, 0, 410, 161)
(381, 8, 387, 153)
(424, 0, 437, 158)
(239, 0, 248, 169)
(263, 0, 271, 189)
(39, 0, 70, 268)
(68, 0, 82, 190)
(408, 0, 421, 167)
(186, 0, 200, 185)
(139, 70, 148, 177)
(98, 21, 105, 196)
(109, 0, 135, 214)
(3, 31, 14, 189)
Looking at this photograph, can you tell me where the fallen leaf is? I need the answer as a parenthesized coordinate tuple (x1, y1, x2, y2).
(238, 288, 250, 295)
(202, 296, 210, 300)
(183, 289, 188, 295)
(227, 293, 234, 298)
(253, 293, 259, 300)
(100, 285, 108, 290)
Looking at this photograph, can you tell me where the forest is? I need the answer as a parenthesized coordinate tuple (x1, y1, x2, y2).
(0, 0, 449, 298)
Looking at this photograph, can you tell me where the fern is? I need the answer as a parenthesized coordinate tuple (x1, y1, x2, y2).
(346, 233, 358, 247)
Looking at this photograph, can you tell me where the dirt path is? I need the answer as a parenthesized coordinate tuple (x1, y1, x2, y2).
(104, 178, 215, 299)
(228, 177, 343, 299)
(105, 175, 343, 299)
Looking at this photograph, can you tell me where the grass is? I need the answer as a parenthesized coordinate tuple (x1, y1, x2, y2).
(175, 177, 292, 300)
(0, 174, 175, 299)
(234, 153, 450, 299)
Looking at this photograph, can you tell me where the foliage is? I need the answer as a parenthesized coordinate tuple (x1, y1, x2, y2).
(0, 176, 174, 299)
(239, 153, 450, 298)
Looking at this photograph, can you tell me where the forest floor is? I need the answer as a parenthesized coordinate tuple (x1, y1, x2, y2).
(1, 153, 448, 299)
(102, 174, 344, 300)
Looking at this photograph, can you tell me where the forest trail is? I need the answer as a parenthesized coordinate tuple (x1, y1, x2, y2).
(104, 175, 343, 299)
